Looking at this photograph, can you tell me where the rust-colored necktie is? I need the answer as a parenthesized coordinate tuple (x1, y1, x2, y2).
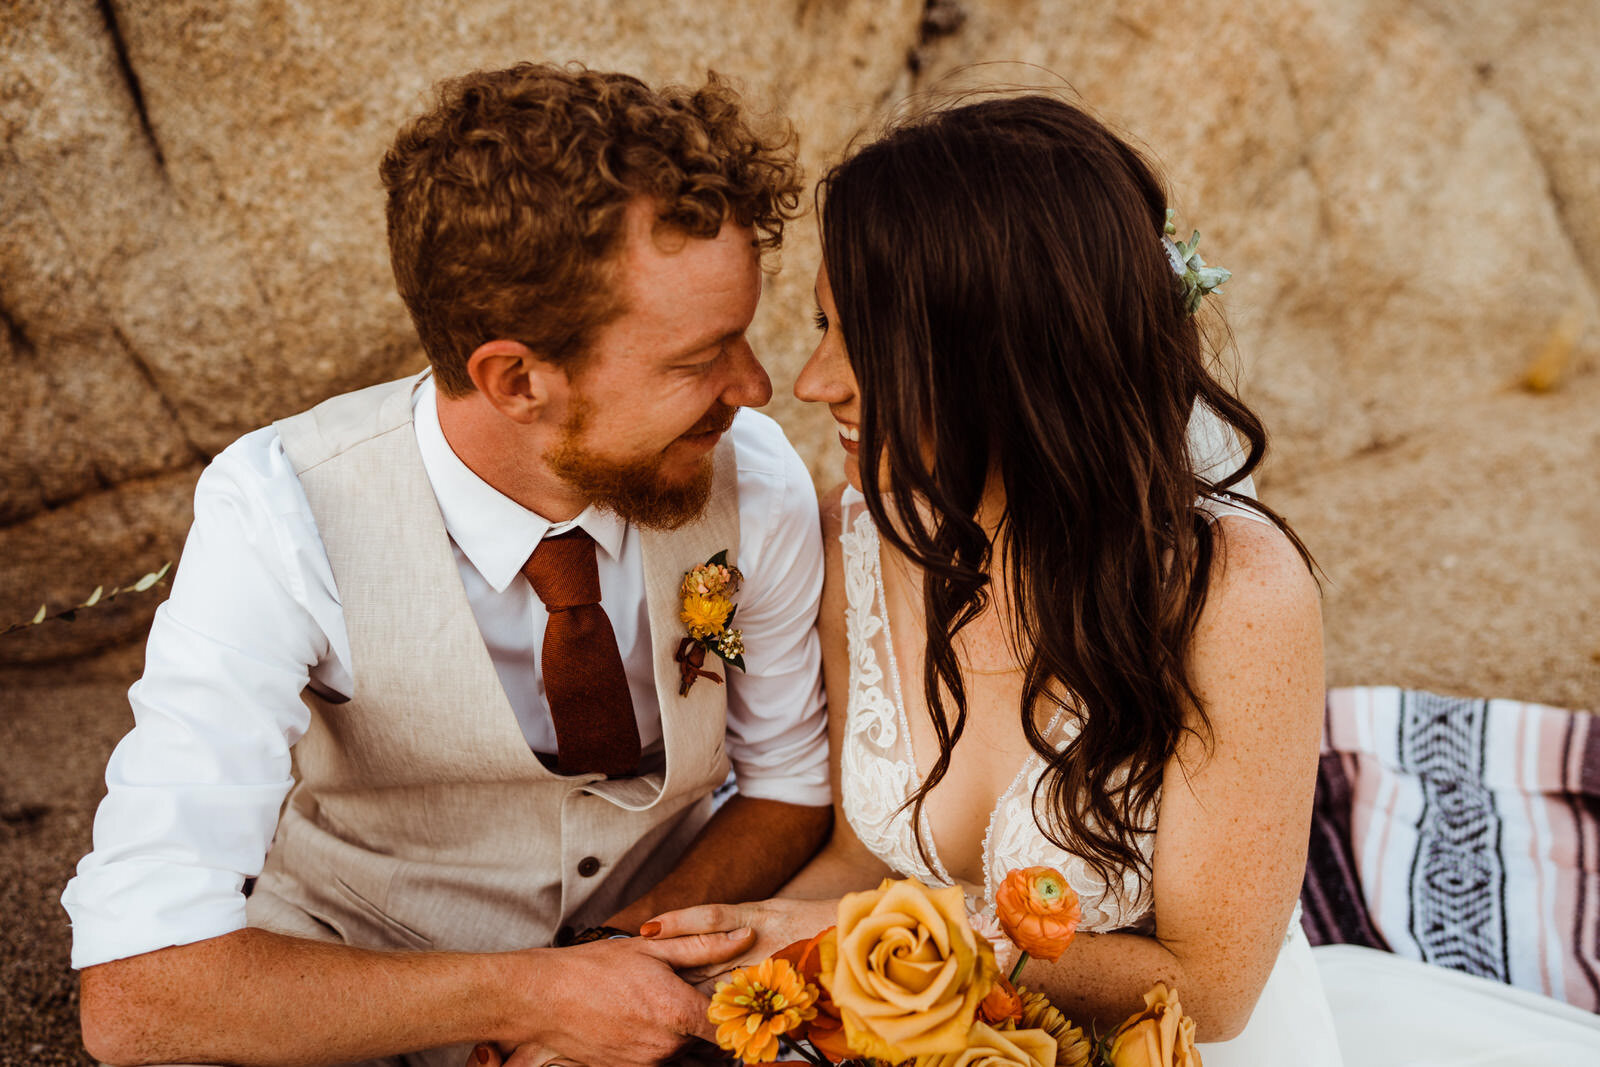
(521, 528, 640, 776)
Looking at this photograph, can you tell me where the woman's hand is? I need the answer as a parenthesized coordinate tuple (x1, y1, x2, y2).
(642, 897, 840, 984)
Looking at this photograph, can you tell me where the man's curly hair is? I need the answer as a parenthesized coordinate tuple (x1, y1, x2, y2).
(380, 62, 803, 396)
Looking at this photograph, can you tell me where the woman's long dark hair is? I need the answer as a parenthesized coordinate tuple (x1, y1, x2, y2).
(818, 94, 1314, 894)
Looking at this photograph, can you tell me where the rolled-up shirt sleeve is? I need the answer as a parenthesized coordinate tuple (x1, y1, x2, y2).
(721, 412, 830, 807)
(61, 429, 334, 968)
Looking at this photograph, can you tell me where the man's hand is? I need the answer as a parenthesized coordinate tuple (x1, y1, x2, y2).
(639, 897, 838, 986)
(79, 925, 751, 1067)
(499, 929, 754, 1067)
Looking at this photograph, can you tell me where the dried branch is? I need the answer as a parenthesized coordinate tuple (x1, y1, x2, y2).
(2, 562, 173, 636)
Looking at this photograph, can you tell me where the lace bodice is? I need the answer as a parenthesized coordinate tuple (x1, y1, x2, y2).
(834, 481, 1323, 1062)
(836, 492, 1155, 931)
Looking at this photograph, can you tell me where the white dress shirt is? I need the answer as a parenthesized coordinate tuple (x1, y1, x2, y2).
(62, 380, 829, 968)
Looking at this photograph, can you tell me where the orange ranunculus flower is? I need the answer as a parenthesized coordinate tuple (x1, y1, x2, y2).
(773, 928, 851, 1062)
(708, 956, 818, 1064)
(822, 878, 998, 1062)
(994, 867, 1082, 963)
(1106, 983, 1202, 1067)
(911, 1021, 1058, 1067)
(978, 974, 1023, 1027)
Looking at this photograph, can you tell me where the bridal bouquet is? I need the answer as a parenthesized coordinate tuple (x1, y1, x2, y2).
(707, 868, 1201, 1067)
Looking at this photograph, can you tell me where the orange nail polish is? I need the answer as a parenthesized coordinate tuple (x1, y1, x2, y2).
(640, 920, 662, 937)
(475, 1045, 491, 1063)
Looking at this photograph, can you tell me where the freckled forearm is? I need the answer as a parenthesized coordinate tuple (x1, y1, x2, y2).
(1014, 929, 1261, 1042)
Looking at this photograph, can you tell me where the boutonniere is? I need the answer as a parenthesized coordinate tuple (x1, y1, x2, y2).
(675, 550, 746, 696)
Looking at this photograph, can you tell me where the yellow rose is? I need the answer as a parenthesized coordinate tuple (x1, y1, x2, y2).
(822, 878, 998, 1061)
(914, 1022, 1058, 1067)
(1107, 984, 1202, 1067)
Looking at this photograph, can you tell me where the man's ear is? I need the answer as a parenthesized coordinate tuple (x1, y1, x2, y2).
(465, 339, 564, 424)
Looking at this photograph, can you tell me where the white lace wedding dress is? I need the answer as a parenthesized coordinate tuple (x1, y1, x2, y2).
(834, 489, 1343, 1065)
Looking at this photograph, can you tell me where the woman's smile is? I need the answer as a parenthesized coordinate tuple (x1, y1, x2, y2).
(834, 418, 860, 453)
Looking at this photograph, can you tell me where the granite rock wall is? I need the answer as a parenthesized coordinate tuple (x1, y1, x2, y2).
(2, 0, 1595, 704)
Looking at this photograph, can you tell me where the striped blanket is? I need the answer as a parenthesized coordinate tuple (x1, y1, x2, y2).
(1301, 686, 1600, 1012)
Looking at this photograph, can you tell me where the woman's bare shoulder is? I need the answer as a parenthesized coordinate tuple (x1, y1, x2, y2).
(1187, 514, 1324, 730)
(1203, 515, 1319, 622)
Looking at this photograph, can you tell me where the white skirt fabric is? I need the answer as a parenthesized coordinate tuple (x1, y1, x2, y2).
(1197, 923, 1344, 1066)
(1314, 944, 1600, 1066)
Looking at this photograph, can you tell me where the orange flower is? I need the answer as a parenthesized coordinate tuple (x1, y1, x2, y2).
(978, 974, 1024, 1027)
(773, 928, 852, 1062)
(708, 957, 818, 1064)
(994, 867, 1082, 962)
(1106, 983, 1201, 1067)
(772, 929, 831, 976)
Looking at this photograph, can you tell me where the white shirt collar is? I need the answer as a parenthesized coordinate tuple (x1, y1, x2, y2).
(411, 377, 629, 593)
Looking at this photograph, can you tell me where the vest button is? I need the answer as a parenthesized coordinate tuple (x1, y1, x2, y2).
(577, 856, 602, 878)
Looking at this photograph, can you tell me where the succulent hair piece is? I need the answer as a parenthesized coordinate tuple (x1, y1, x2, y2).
(1163, 208, 1231, 315)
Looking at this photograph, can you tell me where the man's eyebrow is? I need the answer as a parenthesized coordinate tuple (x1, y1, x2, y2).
(669, 327, 740, 361)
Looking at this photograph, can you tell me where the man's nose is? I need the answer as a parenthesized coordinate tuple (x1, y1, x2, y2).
(721, 340, 773, 409)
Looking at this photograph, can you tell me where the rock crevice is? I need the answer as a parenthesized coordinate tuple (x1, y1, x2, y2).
(95, 0, 166, 173)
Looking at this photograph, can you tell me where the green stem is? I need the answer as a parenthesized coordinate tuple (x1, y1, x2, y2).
(1008, 950, 1031, 986)
(777, 1033, 830, 1066)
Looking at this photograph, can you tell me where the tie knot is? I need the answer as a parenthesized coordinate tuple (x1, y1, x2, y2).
(522, 528, 601, 610)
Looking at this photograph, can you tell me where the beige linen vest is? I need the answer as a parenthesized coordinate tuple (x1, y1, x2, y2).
(247, 374, 738, 955)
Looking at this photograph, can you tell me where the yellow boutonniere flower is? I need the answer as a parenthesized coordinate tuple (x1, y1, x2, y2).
(675, 550, 746, 695)
(681, 593, 735, 640)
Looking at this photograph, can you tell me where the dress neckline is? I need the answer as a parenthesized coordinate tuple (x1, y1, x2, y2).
(864, 513, 1066, 903)
(865, 517, 956, 886)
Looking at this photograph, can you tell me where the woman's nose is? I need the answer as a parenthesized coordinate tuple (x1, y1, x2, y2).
(794, 341, 852, 405)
